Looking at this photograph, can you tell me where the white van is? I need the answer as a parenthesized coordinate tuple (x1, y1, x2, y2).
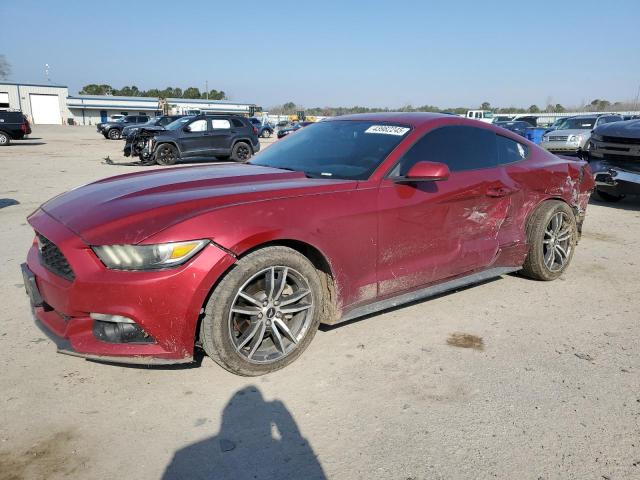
(466, 110, 494, 124)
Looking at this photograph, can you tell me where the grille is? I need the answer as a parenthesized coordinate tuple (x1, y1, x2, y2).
(549, 135, 569, 142)
(36, 233, 75, 281)
(601, 135, 640, 145)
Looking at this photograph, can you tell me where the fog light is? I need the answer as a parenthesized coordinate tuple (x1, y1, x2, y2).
(90, 313, 134, 323)
(92, 320, 155, 344)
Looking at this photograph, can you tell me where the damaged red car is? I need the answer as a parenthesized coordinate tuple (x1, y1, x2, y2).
(22, 113, 594, 375)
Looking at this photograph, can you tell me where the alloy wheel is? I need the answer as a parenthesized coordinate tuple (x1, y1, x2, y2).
(542, 211, 573, 272)
(236, 144, 251, 161)
(228, 266, 314, 363)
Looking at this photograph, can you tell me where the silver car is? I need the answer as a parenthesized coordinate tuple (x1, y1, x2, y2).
(541, 114, 623, 156)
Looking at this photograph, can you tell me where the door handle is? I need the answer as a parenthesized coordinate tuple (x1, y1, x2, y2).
(486, 186, 514, 197)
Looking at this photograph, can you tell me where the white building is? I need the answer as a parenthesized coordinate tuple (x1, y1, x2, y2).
(0, 82, 70, 124)
(1, 81, 260, 126)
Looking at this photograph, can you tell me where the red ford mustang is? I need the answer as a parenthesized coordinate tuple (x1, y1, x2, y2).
(22, 113, 594, 375)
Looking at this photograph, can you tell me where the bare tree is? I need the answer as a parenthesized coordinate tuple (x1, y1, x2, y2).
(0, 55, 10, 80)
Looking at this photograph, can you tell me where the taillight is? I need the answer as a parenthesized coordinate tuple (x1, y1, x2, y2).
(21, 121, 27, 133)
(252, 126, 258, 135)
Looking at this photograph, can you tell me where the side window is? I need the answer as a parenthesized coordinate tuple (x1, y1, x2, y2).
(188, 119, 207, 132)
(0, 92, 9, 108)
(211, 119, 231, 130)
(497, 135, 528, 165)
(393, 126, 499, 176)
(231, 118, 244, 128)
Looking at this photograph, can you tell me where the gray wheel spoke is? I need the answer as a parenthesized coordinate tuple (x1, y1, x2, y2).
(280, 302, 312, 314)
(279, 289, 310, 306)
(231, 306, 261, 316)
(271, 323, 286, 353)
(544, 247, 554, 268)
(273, 267, 289, 301)
(555, 244, 568, 261)
(556, 229, 572, 242)
(273, 318, 298, 344)
(552, 213, 562, 233)
(265, 267, 276, 300)
(237, 320, 263, 349)
(238, 291, 263, 307)
(247, 321, 267, 359)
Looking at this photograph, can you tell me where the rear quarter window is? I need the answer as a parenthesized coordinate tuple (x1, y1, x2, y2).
(497, 135, 528, 164)
(231, 119, 244, 128)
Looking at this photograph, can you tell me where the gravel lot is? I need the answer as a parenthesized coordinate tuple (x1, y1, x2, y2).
(0, 125, 639, 480)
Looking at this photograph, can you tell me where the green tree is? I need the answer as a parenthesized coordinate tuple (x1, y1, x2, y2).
(182, 87, 201, 99)
(555, 104, 565, 113)
(79, 84, 114, 95)
(0, 55, 11, 80)
(528, 104, 540, 113)
(481, 101, 491, 110)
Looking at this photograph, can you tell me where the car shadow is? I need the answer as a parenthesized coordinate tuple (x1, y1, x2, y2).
(161, 386, 327, 480)
(7, 142, 46, 146)
(86, 348, 206, 370)
(589, 195, 640, 211)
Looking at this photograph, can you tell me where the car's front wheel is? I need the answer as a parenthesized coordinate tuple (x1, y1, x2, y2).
(200, 246, 323, 376)
(155, 144, 178, 165)
(521, 201, 577, 281)
(0, 132, 10, 146)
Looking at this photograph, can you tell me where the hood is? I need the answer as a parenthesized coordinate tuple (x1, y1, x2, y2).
(594, 119, 640, 138)
(36, 164, 354, 245)
(547, 129, 590, 137)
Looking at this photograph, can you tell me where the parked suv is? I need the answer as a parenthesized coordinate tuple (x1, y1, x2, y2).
(589, 119, 640, 202)
(248, 117, 274, 138)
(540, 114, 623, 157)
(97, 115, 150, 140)
(0, 111, 32, 146)
(136, 114, 260, 165)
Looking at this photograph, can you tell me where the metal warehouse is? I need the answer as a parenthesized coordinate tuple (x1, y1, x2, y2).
(1, 82, 258, 125)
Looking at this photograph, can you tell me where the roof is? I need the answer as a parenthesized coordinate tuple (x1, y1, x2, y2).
(0, 81, 68, 88)
(67, 95, 159, 102)
(326, 112, 450, 126)
(166, 98, 255, 106)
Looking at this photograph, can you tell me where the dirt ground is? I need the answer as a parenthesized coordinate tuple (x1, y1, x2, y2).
(0, 125, 638, 480)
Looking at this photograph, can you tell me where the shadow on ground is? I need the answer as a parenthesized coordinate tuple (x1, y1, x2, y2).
(162, 386, 326, 480)
(589, 194, 640, 211)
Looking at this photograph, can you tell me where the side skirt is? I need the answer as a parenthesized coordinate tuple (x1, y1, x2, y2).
(337, 266, 521, 324)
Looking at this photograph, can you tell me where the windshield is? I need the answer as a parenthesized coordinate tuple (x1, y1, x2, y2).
(560, 118, 596, 130)
(250, 120, 411, 180)
(483, 112, 494, 118)
(165, 117, 193, 130)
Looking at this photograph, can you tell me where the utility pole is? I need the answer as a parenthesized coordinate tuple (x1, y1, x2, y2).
(205, 80, 208, 100)
(45, 64, 50, 83)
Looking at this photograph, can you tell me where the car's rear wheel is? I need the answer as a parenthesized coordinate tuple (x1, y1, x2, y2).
(521, 201, 577, 281)
(108, 129, 121, 140)
(261, 129, 271, 138)
(155, 144, 178, 166)
(200, 246, 323, 376)
(231, 142, 252, 162)
(595, 188, 624, 203)
(0, 132, 10, 146)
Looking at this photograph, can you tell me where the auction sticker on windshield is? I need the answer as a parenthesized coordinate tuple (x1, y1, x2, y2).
(365, 125, 410, 136)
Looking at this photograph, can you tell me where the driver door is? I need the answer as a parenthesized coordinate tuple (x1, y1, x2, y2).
(376, 125, 515, 297)
(179, 118, 211, 157)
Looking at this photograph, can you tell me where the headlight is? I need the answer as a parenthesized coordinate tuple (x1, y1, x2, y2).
(541, 135, 548, 142)
(92, 240, 208, 270)
(569, 135, 582, 143)
(591, 133, 603, 142)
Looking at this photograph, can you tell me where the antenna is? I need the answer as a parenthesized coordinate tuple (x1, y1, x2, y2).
(45, 63, 50, 83)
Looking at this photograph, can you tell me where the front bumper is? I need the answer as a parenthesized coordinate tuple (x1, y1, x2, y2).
(24, 209, 236, 364)
(592, 165, 640, 196)
(541, 141, 581, 153)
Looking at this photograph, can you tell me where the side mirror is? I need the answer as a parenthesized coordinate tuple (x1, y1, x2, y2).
(183, 125, 192, 133)
(396, 161, 450, 183)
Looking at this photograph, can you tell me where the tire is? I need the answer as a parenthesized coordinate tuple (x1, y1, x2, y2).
(261, 129, 272, 138)
(107, 128, 121, 140)
(521, 200, 577, 281)
(230, 141, 252, 162)
(595, 188, 624, 203)
(155, 143, 178, 166)
(200, 246, 324, 376)
(0, 132, 10, 146)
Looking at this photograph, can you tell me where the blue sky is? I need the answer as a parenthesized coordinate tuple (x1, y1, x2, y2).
(2, 0, 639, 109)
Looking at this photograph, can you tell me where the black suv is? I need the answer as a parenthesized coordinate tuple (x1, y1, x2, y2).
(0, 111, 32, 146)
(98, 115, 150, 140)
(137, 114, 260, 165)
